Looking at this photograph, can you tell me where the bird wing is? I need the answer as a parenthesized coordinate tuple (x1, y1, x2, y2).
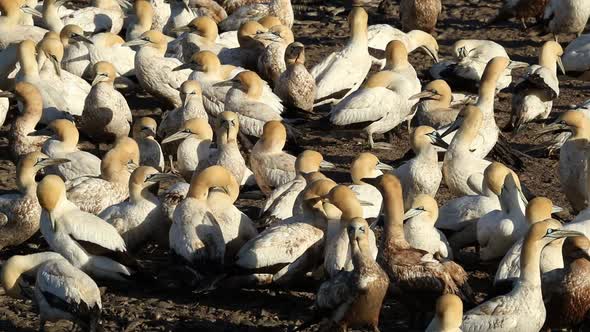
(329, 87, 397, 126)
(367, 24, 408, 51)
(514, 65, 559, 98)
(59, 208, 127, 252)
(316, 270, 356, 311)
(462, 296, 519, 332)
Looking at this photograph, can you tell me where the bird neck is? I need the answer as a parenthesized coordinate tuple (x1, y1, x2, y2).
(351, 237, 371, 269)
(520, 239, 543, 285)
(20, 54, 40, 80)
(16, 166, 37, 196)
(382, 191, 409, 247)
(539, 49, 558, 74)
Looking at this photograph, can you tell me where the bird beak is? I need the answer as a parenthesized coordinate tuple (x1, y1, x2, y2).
(551, 205, 564, 214)
(145, 172, 180, 183)
(376, 161, 393, 172)
(127, 161, 139, 172)
(122, 39, 149, 47)
(545, 229, 585, 239)
(48, 54, 62, 77)
(419, 45, 439, 63)
(557, 56, 566, 75)
(256, 32, 282, 43)
(142, 127, 157, 138)
(162, 130, 191, 144)
(72, 34, 94, 45)
(440, 116, 464, 138)
(0, 91, 15, 98)
(36, 157, 70, 168)
(171, 25, 192, 33)
(21, 5, 42, 18)
(426, 132, 449, 149)
(319, 160, 335, 170)
(409, 90, 437, 100)
(359, 200, 374, 206)
(116, 0, 133, 10)
(172, 63, 194, 72)
(403, 207, 425, 220)
(28, 127, 53, 137)
(212, 80, 235, 87)
(91, 74, 106, 86)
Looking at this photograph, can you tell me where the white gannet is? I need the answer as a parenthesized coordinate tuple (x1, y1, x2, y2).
(216, 20, 269, 68)
(259, 150, 334, 226)
(133, 117, 165, 171)
(210, 111, 254, 186)
(218, 0, 293, 31)
(543, 0, 590, 37)
(562, 34, 590, 80)
(81, 61, 132, 143)
(311, 7, 370, 104)
(494, 197, 562, 288)
(44, 0, 126, 34)
(403, 194, 453, 259)
(59, 24, 93, 78)
(348, 152, 393, 220)
(162, 0, 197, 37)
(426, 294, 463, 332)
(162, 118, 213, 181)
(274, 42, 315, 112)
(250, 120, 295, 195)
(400, 0, 442, 33)
(442, 105, 492, 196)
(394, 126, 443, 208)
(124, 30, 192, 108)
(0, 152, 68, 249)
(367, 25, 439, 67)
(18, 0, 40, 26)
(66, 137, 140, 215)
(126, 0, 154, 42)
(0, 0, 45, 50)
(1, 82, 47, 159)
(0, 89, 7, 126)
(222, 70, 283, 137)
(32, 119, 101, 181)
(256, 24, 294, 84)
(86, 31, 136, 78)
(38, 174, 134, 281)
(510, 41, 564, 131)
(100, 166, 176, 250)
(158, 80, 208, 139)
(461, 220, 583, 332)
(412, 80, 461, 129)
(168, 16, 233, 62)
(2, 253, 103, 331)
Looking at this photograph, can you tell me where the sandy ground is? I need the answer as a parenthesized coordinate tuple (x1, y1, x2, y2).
(0, 0, 589, 331)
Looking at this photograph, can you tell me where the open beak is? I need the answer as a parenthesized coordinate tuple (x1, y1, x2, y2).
(376, 162, 393, 172)
(48, 54, 62, 77)
(319, 160, 335, 170)
(534, 123, 570, 140)
(172, 63, 194, 72)
(403, 207, 425, 220)
(122, 39, 149, 47)
(21, 5, 42, 18)
(28, 127, 53, 137)
(426, 132, 449, 149)
(36, 157, 70, 168)
(162, 130, 191, 144)
(409, 90, 437, 100)
(551, 205, 564, 214)
(420, 45, 439, 63)
(72, 34, 94, 45)
(146, 172, 180, 183)
(440, 116, 464, 138)
(557, 57, 566, 75)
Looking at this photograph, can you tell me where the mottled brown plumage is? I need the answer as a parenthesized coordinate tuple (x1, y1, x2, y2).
(542, 235, 590, 330)
(400, 0, 442, 33)
(492, 0, 549, 27)
(364, 174, 475, 319)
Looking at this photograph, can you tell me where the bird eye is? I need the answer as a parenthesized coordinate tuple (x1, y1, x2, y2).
(547, 228, 555, 235)
(359, 226, 365, 233)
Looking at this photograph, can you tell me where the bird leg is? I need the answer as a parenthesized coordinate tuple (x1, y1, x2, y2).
(520, 18, 527, 30)
(38, 318, 46, 332)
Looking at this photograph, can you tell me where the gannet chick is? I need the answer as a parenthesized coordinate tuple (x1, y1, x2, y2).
(0, 152, 68, 249)
(400, 0, 441, 33)
(189, 0, 227, 24)
(412, 80, 460, 129)
(511, 41, 564, 131)
(349, 152, 393, 220)
(404, 194, 452, 259)
(1, 82, 46, 159)
(223, 70, 284, 137)
(158, 80, 208, 139)
(126, 0, 154, 42)
(162, 118, 213, 181)
(323, 185, 379, 278)
(274, 42, 315, 112)
(2, 253, 102, 332)
(543, 0, 590, 37)
(81, 61, 132, 143)
(494, 197, 566, 290)
(16, 39, 72, 124)
(218, 0, 293, 31)
(490, 0, 548, 29)
(59, 24, 93, 78)
(562, 34, 590, 80)
(210, 111, 253, 186)
(38, 175, 133, 280)
(536, 111, 590, 212)
(37, 32, 92, 118)
(542, 235, 590, 330)
(67, 137, 140, 215)
(169, 165, 235, 266)
(300, 217, 388, 332)
(133, 117, 164, 171)
(256, 24, 293, 84)
(259, 150, 334, 226)
(125, 30, 192, 108)
(367, 26, 439, 66)
(311, 7, 370, 104)
(442, 105, 491, 196)
(0, 0, 46, 50)
(32, 119, 101, 181)
(365, 173, 475, 322)
(100, 166, 176, 250)
(44, 0, 126, 34)
(250, 121, 295, 195)
(394, 126, 443, 208)
(462, 220, 583, 332)
(426, 294, 463, 332)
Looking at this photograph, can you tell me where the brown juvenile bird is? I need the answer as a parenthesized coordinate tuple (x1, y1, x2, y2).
(295, 217, 389, 332)
(490, 0, 549, 29)
(400, 0, 442, 33)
